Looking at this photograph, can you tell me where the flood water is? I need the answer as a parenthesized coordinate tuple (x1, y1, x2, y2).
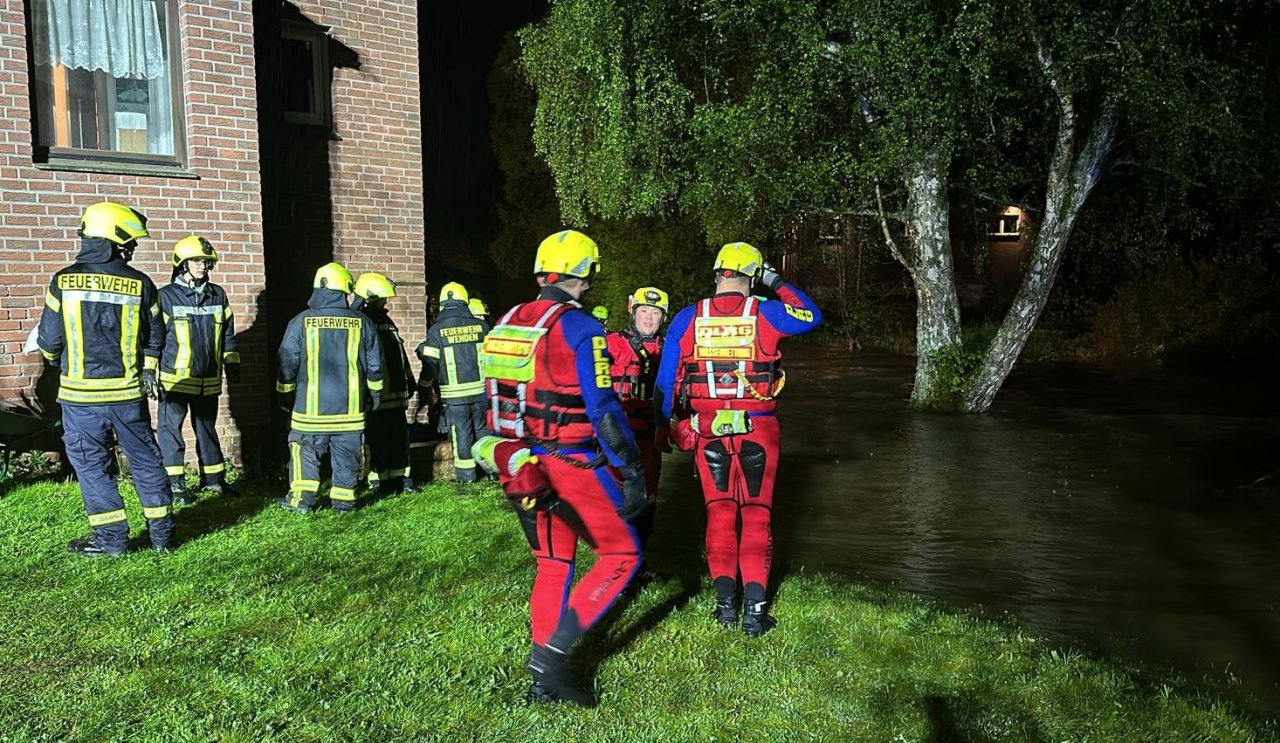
(648, 346, 1280, 713)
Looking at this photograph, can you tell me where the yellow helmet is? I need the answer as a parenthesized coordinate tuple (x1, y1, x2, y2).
(468, 297, 488, 317)
(79, 201, 148, 246)
(355, 272, 397, 300)
(628, 286, 669, 315)
(314, 262, 354, 293)
(714, 241, 763, 279)
(171, 236, 218, 268)
(534, 230, 600, 279)
(439, 281, 469, 304)
(591, 305, 609, 322)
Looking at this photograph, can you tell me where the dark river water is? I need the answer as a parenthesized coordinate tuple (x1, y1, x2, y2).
(648, 346, 1280, 713)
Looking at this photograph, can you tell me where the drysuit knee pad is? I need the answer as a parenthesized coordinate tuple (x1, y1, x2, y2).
(702, 440, 732, 493)
(739, 440, 767, 498)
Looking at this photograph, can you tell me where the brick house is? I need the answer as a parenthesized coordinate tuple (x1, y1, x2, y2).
(0, 0, 425, 470)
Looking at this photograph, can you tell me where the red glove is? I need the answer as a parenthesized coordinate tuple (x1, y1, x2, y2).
(671, 419, 698, 452)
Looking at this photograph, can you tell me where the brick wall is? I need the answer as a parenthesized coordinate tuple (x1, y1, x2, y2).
(0, 0, 270, 466)
(296, 0, 427, 349)
(0, 0, 426, 469)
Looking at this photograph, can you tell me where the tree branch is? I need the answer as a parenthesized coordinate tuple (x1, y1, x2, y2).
(785, 206, 908, 220)
(874, 182, 911, 268)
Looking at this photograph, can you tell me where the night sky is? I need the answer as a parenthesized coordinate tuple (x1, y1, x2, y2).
(420, 1, 547, 302)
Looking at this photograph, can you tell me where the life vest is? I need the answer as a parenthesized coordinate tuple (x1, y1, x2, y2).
(609, 330, 662, 403)
(479, 299, 595, 444)
(679, 296, 782, 404)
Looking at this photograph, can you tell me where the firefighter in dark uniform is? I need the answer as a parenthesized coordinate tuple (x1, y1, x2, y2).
(37, 201, 174, 556)
(276, 263, 384, 513)
(355, 272, 415, 493)
(417, 282, 489, 482)
(157, 236, 240, 505)
(479, 229, 647, 706)
(655, 242, 822, 636)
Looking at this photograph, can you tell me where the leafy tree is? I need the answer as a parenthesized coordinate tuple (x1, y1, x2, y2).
(520, 0, 1243, 411)
(488, 29, 711, 321)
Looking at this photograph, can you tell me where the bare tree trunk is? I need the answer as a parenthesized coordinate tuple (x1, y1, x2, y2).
(963, 94, 1118, 412)
(901, 150, 962, 408)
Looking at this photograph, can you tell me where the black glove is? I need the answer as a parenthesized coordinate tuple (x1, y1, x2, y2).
(278, 390, 296, 413)
(616, 465, 648, 521)
(141, 369, 161, 401)
(225, 363, 241, 385)
(437, 408, 450, 435)
(760, 261, 784, 292)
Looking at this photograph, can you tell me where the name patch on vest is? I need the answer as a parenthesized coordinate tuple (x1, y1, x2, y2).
(441, 325, 482, 343)
(58, 274, 142, 295)
(484, 337, 534, 358)
(693, 316, 757, 361)
(305, 317, 362, 330)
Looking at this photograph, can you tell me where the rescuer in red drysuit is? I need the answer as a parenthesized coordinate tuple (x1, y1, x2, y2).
(605, 286, 669, 556)
(654, 242, 821, 637)
(478, 229, 647, 707)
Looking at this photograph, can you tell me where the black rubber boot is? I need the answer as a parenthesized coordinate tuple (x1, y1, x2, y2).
(277, 496, 313, 514)
(742, 598, 777, 637)
(526, 681, 556, 704)
(171, 477, 196, 507)
(712, 576, 739, 627)
(526, 644, 595, 707)
(67, 536, 125, 558)
(205, 477, 239, 497)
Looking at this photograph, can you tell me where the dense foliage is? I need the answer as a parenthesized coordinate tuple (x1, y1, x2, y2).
(513, 0, 1270, 406)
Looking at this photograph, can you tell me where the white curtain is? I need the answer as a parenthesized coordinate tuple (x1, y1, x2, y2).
(146, 61, 173, 154)
(32, 0, 166, 81)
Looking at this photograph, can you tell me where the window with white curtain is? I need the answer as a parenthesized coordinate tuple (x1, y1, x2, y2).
(28, 0, 184, 164)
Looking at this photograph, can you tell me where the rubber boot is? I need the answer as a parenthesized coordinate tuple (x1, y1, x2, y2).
(277, 495, 313, 514)
(67, 536, 126, 558)
(711, 576, 739, 627)
(742, 598, 777, 637)
(526, 644, 595, 707)
(171, 476, 196, 507)
(205, 474, 239, 497)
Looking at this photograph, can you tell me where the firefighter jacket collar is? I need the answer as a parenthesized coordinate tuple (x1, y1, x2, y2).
(75, 237, 119, 264)
(308, 288, 349, 310)
(435, 302, 476, 323)
(538, 284, 579, 304)
(175, 272, 209, 296)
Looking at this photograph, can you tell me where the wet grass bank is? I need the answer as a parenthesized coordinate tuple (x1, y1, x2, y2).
(0, 479, 1273, 741)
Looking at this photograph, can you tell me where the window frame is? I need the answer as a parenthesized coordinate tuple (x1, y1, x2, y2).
(27, 0, 190, 172)
(281, 19, 332, 129)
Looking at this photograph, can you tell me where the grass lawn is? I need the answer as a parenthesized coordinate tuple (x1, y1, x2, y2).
(0, 478, 1273, 742)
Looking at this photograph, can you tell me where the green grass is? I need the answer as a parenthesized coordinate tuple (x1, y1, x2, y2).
(0, 479, 1273, 742)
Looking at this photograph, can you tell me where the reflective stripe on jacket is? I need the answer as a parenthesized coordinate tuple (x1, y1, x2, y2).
(37, 239, 163, 405)
(418, 301, 489, 403)
(361, 305, 414, 410)
(158, 279, 237, 396)
(276, 289, 385, 433)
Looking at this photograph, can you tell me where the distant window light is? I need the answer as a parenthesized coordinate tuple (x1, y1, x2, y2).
(989, 208, 1021, 241)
